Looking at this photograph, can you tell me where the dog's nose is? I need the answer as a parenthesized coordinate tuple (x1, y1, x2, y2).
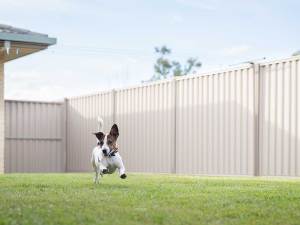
(102, 149, 108, 156)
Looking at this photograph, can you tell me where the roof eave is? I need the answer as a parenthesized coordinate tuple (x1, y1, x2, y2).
(0, 32, 56, 46)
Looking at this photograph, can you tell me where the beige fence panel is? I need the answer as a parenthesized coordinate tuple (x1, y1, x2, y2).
(175, 66, 256, 175)
(115, 81, 175, 173)
(259, 56, 300, 176)
(66, 92, 114, 172)
(4, 100, 65, 172)
(0, 63, 4, 173)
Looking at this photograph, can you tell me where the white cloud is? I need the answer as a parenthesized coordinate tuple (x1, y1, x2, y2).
(176, 0, 218, 11)
(126, 57, 138, 64)
(5, 70, 66, 100)
(170, 15, 184, 24)
(4, 52, 152, 101)
(0, 0, 78, 13)
(221, 45, 251, 56)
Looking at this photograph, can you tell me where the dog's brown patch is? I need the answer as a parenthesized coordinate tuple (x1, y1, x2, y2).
(107, 124, 119, 150)
(94, 132, 105, 146)
(106, 134, 117, 150)
(109, 124, 119, 139)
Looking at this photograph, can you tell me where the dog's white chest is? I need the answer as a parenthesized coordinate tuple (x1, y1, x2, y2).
(103, 156, 118, 174)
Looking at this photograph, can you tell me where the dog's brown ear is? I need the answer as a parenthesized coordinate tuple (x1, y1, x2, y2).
(93, 132, 105, 141)
(109, 124, 119, 139)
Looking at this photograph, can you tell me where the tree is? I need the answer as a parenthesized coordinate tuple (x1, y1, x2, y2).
(292, 50, 300, 56)
(153, 46, 173, 80)
(150, 45, 202, 81)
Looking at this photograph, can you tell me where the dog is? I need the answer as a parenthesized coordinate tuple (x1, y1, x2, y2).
(91, 120, 126, 184)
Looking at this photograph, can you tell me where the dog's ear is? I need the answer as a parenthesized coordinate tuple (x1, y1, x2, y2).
(109, 124, 119, 139)
(93, 132, 105, 141)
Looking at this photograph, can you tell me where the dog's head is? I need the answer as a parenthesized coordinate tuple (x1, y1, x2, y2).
(94, 124, 119, 156)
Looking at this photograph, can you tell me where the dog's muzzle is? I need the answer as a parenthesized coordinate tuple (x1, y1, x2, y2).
(102, 149, 109, 157)
(103, 148, 117, 157)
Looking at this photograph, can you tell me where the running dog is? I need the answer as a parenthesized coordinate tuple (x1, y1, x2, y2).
(91, 121, 126, 184)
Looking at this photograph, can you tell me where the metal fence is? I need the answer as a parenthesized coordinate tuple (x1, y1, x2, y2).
(175, 66, 256, 175)
(4, 100, 66, 172)
(66, 65, 257, 175)
(65, 92, 114, 172)
(115, 81, 175, 173)
(259, 58, 300, 176)
(65, 56, 300, 176)
(4, 56, 300, 176)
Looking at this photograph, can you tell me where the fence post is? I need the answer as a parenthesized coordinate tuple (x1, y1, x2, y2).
(172, 78, 178, 174)
(63, 98, 68, 172)
(111, 89, 117, 124)
(253, 63, 261, 176)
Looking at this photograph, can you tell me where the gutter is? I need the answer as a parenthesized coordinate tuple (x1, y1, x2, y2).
(0, 32, 56, 46)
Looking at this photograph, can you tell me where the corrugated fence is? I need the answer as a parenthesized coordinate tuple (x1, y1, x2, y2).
(115, 81, 175, 173)
(4, 56, 300, 176)
(66, 92, 114, 172)
(259, 58, 300, 176)
(4, 100, 66, 172)
(175, 66, 256, 175)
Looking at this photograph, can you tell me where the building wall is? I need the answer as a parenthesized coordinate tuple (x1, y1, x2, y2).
(0, 62, 4, 173)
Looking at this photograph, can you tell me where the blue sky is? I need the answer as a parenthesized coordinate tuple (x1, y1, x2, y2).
(1, 0, 299, 100)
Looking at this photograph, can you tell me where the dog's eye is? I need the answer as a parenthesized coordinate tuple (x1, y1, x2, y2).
(107, 140, 112, 145)
(99, 141, 104, 146)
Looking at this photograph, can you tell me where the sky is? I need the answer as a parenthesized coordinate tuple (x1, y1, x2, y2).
(0, 0, 299, 101)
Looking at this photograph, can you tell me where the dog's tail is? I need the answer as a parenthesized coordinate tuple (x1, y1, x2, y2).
(97, 116, 104, 132)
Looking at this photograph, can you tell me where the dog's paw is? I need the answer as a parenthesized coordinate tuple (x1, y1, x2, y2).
(120, 174, 127, 179)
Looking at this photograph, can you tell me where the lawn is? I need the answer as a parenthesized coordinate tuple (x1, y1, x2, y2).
(0, 174, 300, 225)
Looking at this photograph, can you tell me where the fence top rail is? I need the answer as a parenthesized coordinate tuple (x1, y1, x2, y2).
(175, 64, 253, 81)
(5, 99, 63, 105)
(259, 55, 300, 66)
(66, 90, 113, 101)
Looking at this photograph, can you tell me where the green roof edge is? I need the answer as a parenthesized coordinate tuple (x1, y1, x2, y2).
(0, 32, 56, 46)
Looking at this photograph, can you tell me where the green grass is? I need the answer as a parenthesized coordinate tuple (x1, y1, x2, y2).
(1, 174, 300, 225)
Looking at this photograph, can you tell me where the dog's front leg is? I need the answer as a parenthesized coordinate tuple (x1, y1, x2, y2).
(99, 164, 108, 174)
(113, 153, 126, 179)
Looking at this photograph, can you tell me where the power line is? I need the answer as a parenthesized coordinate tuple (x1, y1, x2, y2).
(50, 43, 205, 58)
(2, 42, 227, 64)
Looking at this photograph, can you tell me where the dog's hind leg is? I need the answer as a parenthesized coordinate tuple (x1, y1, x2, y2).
(94, 168, 102, 184)
(94, 171, 98, 184)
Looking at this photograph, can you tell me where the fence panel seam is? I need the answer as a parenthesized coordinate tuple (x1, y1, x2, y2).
(253, 63, 261, 176)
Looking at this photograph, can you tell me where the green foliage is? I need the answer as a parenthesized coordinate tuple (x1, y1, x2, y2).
(1, 173, 300, 225)
(292, 50, 300, 56)
(151, 45, 202, 81)
(153, 46, 173, 80)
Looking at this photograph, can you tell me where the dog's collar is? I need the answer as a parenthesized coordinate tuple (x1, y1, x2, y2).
(108, 150, 118, 157)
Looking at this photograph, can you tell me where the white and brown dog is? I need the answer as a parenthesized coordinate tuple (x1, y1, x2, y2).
(91, 120, 126, 184)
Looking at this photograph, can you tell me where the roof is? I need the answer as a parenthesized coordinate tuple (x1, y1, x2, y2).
(0, 24, 56, 46)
